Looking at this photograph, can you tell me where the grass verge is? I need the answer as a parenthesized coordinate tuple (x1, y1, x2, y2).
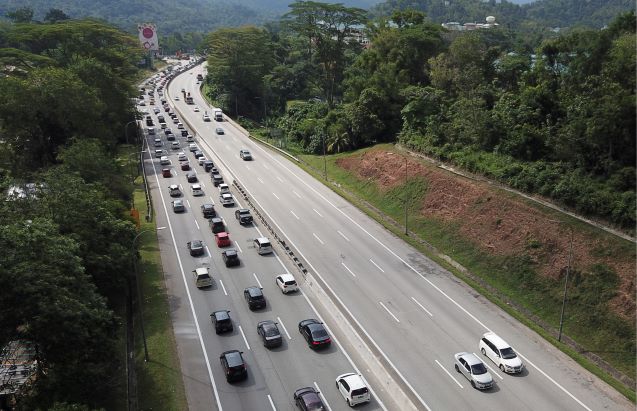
(245, 139, 635, 402)
(133, 184, 187, 410)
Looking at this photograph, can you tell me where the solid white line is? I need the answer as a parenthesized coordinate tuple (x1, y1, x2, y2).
(238, 325, 251, 350)
(272, 192, 280, 200)
(292, 190, 301, 198)
(179, 183, 183, 191)
(267, 394, 276, 411)
(369, 258, 385, 273)
(219, 279, 228, 296)
(435, 360, 463, 388)
(411, 297, 433, 317)
(379, 302, 400, 323)
(234, 241, 242, 253)
(518, 353, 592, 411)
(277, 316, 291, 340)
(313, 382, 332, 411)
(209, 196, 215, 204)
(204, 246, 210, 257)
(146, 141, 223, 410)
(337, 230, 350, 242)
(290, 210, 300, 220)
(299, 291, 388, 411)
(194, 219, 200, 230)
(313, 208, 323, 217)
(253, 273, 263, 289)
(474, 352, 503, 380)
(312, 233, 324, 245)
(257, 177, 264, 184)
(341, 262, 356, 277)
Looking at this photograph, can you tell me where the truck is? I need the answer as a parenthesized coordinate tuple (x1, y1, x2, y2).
(235, 209, 253, 225)
(214, 109, 223, 121)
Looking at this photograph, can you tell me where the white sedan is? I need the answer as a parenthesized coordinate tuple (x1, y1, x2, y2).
(194, 106, 200, 112)
(335, 373, 371, 406)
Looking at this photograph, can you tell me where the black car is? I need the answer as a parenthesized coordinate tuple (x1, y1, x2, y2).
(203, 160, 214, 172)
(187, 240, 205, 256)
(211, 310, 233, 334)
(211, 173, 224, 186)
(219, 350, 247, 382)
(222, 249, 240, 267)
(209, 217, 225, 234)
(194, 150, 204, 159)
(257, 320, 282, 348)
(181, 129, 188, 137)
(201, 203, 216, 218)
(294, 387, 326, 411)
(167, 133, 175, 141)
(298, 319, 331, 349)
(244, 286, 266, 310)
(186, 172, 198, 183)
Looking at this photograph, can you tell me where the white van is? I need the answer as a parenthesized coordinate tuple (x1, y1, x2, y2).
(254, 237, 272, 255)
(192, 267, 212, 288)
(478, 332, 524, 374)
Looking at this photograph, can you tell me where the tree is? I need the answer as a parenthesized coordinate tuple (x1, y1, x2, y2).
(283, 1, 368, 106)
(204, 26, 275, 118)
(44, 8, 70, 23)
(6, 7, 33, 23)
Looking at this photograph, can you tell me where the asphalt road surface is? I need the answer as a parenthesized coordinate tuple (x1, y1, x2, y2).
(138, 61, 633, 411)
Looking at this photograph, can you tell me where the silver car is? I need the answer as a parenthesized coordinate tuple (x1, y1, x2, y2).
(454, 352, 493, 390)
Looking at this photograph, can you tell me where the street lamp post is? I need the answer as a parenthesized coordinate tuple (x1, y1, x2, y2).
(322, 133, 327, 180)
(131, 227, 166, 361)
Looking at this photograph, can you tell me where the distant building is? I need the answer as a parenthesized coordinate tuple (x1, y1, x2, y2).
(0, 340, 38, 408)
(442, 16, 499, 31)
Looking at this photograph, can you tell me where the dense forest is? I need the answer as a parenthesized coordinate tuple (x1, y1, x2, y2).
(0, 17, 143, 409)
(202, 3, 635, 230)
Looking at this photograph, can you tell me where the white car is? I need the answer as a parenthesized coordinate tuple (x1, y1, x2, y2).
(189, 143, 198, 152)
(198, 156, 207, 166)
(275, 274, 298, 294)
(191, 184, 203, 196)
(218, 183, 230, 195)
(219, 193, 234, 206)
(335, 373, 371, 406)
(186, 134, 195, 142)
(153, 138, 162, 147)
(194, 106, 200, 112)
(454, 352, 493, 390)
(171, 141, 180, 150)
(177, 122, 184, 129)
(177, 152, 187, 162)
(478, 332, 524, 374)
(203, 114, 210, 122)
(174, 96, 180, 101)
(159, 156, 170, 165)
(172, 117, 179, 124)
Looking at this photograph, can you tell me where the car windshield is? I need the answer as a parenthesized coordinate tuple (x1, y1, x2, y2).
(311, 329, 328, 338)
(500, 347, 517, 359)
(471, 363, 488, 375)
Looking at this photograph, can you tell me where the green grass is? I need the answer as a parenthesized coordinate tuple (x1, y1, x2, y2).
(133, 187, 188, 411)
(284, 143, 636, 402)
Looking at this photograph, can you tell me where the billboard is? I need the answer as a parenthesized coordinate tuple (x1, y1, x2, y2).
(138, 23, 159, 51)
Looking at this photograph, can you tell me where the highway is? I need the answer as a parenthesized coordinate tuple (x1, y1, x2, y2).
(141, 61, 633, 411)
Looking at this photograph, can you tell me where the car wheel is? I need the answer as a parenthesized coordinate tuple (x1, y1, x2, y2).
(481, 348, 486, 356)
(499, 364, 505, 372)
(471, 381, 476, 389)
(454, 364, 459, 373)
(346, 398, 351, 406)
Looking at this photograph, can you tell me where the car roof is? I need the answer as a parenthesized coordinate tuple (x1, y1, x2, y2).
(279, 273, 295, 282)
(212, 310, 230, 319)
(259, 320, 277, 329)
(169, 184, 179, 189)
(246, 286, 262, 296)
(456, 352, 481, 365)
(224, 249, 237, 256)
(216, 232, 228, 238)
(337, 373, 366, 389)
(202, 203, 214, 209)
(221, 350, 243, 366)
(192, 184, 201, 188)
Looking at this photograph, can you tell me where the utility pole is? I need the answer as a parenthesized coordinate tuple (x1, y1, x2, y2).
(404, 154, 408, 235)
(558, 229, 574, 342)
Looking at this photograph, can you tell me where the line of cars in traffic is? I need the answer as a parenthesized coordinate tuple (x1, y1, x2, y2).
(141, 86, 372, 409)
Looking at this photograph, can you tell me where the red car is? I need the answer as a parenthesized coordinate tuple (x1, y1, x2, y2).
(215, 232, 231, 247)
(180, 162, 190, 171)
(162, 168, 171, 178)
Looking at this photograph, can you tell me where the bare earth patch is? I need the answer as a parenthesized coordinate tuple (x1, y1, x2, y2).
(336, 148, 636, 321)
